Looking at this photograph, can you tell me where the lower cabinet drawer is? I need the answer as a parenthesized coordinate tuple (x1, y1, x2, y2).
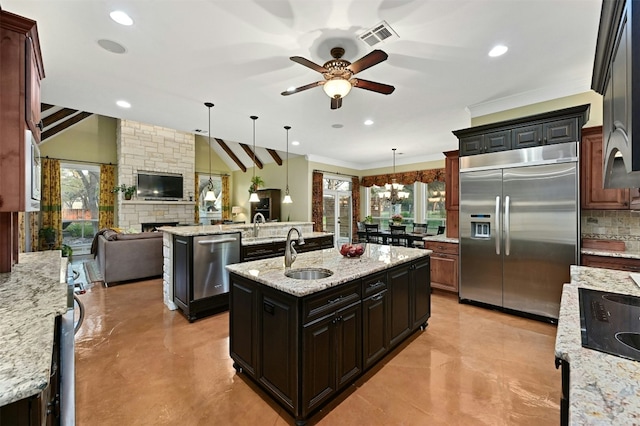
(581, 254, 640, 272)
(424, 241, 458, 255)
(302, 280, 361, 324)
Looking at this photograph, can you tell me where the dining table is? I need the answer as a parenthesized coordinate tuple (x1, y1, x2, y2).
(356, 230, 432, 246)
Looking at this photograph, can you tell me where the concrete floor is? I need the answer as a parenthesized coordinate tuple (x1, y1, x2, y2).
(72, 274, 560, 425)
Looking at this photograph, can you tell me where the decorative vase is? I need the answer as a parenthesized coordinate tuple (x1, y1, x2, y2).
(124, 193, 132, 200)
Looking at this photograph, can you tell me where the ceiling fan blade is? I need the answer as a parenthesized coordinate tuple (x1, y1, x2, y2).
(290, 56, 326, 73)
(330, 97, 342, 110)
(347, 50, 388, 75)
(352, 78, 395, 95)
(281, 81, 323, 96)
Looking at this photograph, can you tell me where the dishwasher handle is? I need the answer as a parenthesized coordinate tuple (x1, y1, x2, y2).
(197, 237, 238, 245)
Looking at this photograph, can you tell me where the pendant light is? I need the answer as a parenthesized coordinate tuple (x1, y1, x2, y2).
(379, 148, 409, 205)
(282, 125, 293, 204)
(204, 102, 217, 201)
(249, 115, 260, 203)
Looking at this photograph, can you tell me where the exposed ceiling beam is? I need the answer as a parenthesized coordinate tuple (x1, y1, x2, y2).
(215, 138, 246, 172)
(41, 103, 55, 112)
(42, 112, 92, 141)
(239, 143, 263, 169)
(42, 107, 78, 128)
(266, 149, 282, 166)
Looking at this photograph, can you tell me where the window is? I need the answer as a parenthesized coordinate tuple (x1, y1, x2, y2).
(424, 181, 446, 231)
(198, 174, 222, 225)
(61, 163, 100, 255)
(369, 183, 415, 228)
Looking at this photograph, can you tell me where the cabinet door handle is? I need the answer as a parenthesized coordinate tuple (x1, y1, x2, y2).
(368, 281, 385, 289)
(371, 293, 384, 301)
(328, 295, 344, 304)
(263, 301, 275, 315)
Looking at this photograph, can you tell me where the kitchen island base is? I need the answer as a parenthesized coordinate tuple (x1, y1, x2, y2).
(228, 252, 430, 425)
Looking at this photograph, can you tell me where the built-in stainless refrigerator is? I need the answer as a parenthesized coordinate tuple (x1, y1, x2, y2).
(459, 141, 579, 321)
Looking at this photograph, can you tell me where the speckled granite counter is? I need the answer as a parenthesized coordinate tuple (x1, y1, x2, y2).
(159, 221, 319, 240)
(0, 251, 69, 407)
(580, 248, 640, 260)
(226, 244, 431, 297)
(555, 265, 640, 424)
(422, 234, 458, 244)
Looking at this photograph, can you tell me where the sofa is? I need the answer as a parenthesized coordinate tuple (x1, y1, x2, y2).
(95, 230, 163, 285)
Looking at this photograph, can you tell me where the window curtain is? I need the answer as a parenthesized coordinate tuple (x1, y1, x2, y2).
(221, 175, 230, 220)
(194, 172, 200, 223)
(351, 177, 360, 243)
(360, 168, 446, 187)
(17, 212, 38, 252)
(99, 164, 116, 229)
(40, 158, 62, 250)
(312, 171, 323, 232)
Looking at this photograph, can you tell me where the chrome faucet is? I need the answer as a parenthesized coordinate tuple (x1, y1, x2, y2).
(284, 227, 305, 268)
(253, 212, 266, 237)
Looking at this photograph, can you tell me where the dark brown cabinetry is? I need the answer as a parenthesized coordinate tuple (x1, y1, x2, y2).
(424, 241, 459, 293)
(581, 126, 631, 209)
(591, 0, 640, 187)
(454, 105, 589, 157)
(459, 130, 511, 156)
(241, 234, 334, 262)
(581, 254, 640, 272)
(229, 258, 430, 425)
(444, 150, 459, 239)
(250, 189, 281, 222)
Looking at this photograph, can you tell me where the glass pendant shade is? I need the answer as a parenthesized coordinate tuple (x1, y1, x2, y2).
(283, 192, 292, 204)
(249, 192, 260, 203)
(322, 79, 352, 98)
(204, 190, 217, 201)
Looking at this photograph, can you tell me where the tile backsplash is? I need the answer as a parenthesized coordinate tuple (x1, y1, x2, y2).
(582, 210, 640, 251)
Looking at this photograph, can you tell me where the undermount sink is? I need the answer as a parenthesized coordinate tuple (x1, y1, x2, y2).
(285, 268, 333, 280)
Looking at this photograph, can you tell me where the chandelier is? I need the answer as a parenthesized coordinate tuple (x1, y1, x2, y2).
(379, 148, 409, 205)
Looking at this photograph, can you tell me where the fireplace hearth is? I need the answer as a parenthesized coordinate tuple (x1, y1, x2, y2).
(141, 222, 179, 232)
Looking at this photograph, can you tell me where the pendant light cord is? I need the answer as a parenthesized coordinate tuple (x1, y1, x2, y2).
(285, 125, 291, 193)
(205, 102, 214, 189)
(251, 116, 258, 182)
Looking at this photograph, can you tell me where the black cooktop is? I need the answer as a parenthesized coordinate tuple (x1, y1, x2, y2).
(579, 288, 640, 362)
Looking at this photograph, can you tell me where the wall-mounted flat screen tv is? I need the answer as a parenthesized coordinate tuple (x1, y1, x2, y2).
(137, 172, 183, 200)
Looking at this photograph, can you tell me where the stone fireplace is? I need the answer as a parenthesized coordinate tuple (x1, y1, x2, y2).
(116, 120, 196, 230)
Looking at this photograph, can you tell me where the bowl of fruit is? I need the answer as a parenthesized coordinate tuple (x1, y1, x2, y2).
(339, 243, 366, 258)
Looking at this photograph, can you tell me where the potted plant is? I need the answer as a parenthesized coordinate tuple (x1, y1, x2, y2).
(364, 215, 374, 224)
(248, 176, 264, 194)
(113, 184, 137, 200)
(39, 227, 57, 249)
(61, 244, 73, 260)
(391, 214, 404, 224)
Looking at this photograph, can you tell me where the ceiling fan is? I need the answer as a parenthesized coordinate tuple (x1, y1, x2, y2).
(281, 47, 395, 109)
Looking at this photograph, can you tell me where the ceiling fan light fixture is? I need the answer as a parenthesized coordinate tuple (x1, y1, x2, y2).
(323, 79, 352, 99)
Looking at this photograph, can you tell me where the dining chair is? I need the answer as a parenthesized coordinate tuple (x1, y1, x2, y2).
(389, 225, 407, 246)
(411, 223, 427, 248)
(364, 223, 380, 243)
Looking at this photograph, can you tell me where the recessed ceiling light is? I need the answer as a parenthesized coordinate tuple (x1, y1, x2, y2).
(291, 141, 300, 146)
(97, 39, 127, 54)
(364, 119, 374, 126)
(331, 124, 344, 129)
(116, 100, 131, 108)
(110, 10, 133, 26)
(488, 45, 508, 57)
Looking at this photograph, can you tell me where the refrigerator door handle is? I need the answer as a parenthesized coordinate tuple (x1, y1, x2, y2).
(495, 196, 501, 255)
(505, 195, 511, 256)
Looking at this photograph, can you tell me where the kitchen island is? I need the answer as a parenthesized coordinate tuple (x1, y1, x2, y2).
(0, 251, 73, 425)
(555, 265, 640, 425)
(226, 244, 431, 425)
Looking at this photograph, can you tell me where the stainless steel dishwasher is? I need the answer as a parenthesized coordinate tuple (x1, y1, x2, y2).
(193, 233, 241, 300)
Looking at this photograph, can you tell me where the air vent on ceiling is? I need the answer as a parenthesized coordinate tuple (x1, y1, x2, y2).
(358, 21, 399, 47)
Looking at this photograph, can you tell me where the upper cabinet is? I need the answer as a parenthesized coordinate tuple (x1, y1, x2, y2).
(592, 0, 640, 188)
(0, 11, 45, 212)
(581, 126, 630, 209)
(453, 105, 590, 157)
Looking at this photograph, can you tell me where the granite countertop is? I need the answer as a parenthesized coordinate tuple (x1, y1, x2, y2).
(0, 251, 69, 407)
(555, 265, 640, 424)
(580, 248, 640, 260)
(422, 234, 459, 244)
(239, 232, 332, 246)
(226, 244, 431, 297)
(159, 222, 315, 238)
